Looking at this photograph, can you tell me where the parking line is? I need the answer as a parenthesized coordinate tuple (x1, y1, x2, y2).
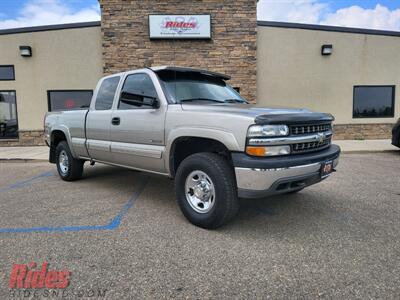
(0, 171, 54, 193)
(0, 177, 148, 234)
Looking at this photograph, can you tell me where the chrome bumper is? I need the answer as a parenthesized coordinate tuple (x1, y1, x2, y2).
(235, 157, 339, 198)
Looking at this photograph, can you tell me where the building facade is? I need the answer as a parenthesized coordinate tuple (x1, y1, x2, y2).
(0, 2, 399, 145)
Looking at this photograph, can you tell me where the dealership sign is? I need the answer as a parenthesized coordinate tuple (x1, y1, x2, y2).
(149, 15, 211, 39)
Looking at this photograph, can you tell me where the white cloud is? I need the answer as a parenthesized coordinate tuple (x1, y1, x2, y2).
(321, 4, 400, 31)
(257, 0, 400, 31)
(0, 0, 100, 29)
(257, 0, 328, 24)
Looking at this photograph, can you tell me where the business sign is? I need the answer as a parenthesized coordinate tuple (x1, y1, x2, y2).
(149, 15, 211, 39)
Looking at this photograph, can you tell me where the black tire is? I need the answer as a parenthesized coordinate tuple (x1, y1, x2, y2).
(175, 152, 239, 229)
(55, 141, 84, 181)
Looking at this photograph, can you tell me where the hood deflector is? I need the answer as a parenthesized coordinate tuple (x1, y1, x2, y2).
(255, 113, 334, 125)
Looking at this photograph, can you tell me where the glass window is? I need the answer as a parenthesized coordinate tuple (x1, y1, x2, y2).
(48, 90, 93, 111)
(118, 73, 158, 109)
(95, 76, 120, 110)
(353, 86, 395, 118)
(0, 91, 18, 139)
(157, 70, 246, 104)
(0, 66, 15, 80)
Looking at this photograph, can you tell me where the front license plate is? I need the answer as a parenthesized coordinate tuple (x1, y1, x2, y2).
(321, 161, 333, 178)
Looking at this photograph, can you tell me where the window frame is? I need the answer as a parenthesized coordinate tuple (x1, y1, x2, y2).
(0, 90, 19, 140)
(353, 85, 396, 119)
(0, 65, 15, 81)
(117, 72, 159, 110)
(47, 89, 93, 112)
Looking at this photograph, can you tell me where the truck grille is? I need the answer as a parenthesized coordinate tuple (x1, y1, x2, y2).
(292, 137, 331, 153)
(290, 123, 331, 135)
(290, 122, 332, 154)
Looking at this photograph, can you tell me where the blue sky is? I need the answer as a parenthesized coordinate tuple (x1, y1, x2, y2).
(0, 0, 400, 31)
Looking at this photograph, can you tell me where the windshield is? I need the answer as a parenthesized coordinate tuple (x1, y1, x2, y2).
(157, 71, 247, 104)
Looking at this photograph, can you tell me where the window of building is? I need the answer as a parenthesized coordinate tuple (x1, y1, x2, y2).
(48, 90, 93, 111)
(118, 73, 158, 109)
(353, 86, 395, 118)
(95, 76, 120, 110)
(0, 66, 15, 80)
(0, 91, 18, 139)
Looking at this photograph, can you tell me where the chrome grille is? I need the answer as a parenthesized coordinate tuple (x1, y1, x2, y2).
(292, 137, 331, 153)
(291, 123, 331, 135)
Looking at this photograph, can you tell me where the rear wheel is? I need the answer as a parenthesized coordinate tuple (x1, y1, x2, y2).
(175, 152, 239, 229)
(55, 141, 84, 181)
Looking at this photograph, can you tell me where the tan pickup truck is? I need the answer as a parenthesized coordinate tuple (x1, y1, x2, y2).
(44, 66, 340, 228)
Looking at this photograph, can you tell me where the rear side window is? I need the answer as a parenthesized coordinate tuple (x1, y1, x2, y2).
(95, 76, 120, 110)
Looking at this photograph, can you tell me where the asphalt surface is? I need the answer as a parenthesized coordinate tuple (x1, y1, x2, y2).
(0, 153, 399, 299)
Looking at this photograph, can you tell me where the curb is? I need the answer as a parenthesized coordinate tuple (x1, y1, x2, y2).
(0, 158, 48, 162)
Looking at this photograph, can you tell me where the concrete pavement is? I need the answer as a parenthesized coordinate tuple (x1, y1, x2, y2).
(0, 152, 399, 298)
(0, 139, 398, 160)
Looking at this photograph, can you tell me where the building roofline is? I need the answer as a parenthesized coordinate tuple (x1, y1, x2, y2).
(257, 21, 400, 38)
(0, 21, 101, 36)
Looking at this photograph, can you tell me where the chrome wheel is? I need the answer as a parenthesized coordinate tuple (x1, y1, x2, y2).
(185, 170, 215, 214)
(58, 150, 69, 174)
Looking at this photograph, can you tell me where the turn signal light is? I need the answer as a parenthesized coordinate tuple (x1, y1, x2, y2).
(246, 146, 266, 157)
(246, 145, 291, 157)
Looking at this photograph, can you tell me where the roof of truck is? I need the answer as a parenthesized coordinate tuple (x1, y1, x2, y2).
(149, 66, 231, 80)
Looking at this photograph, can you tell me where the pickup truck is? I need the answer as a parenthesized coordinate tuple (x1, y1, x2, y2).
(44, 66, 340, 229)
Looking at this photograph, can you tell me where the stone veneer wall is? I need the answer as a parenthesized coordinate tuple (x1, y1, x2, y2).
(333, 124, 394, 140)
(0, 130, 45, 146)
(99, 0, 257, 102)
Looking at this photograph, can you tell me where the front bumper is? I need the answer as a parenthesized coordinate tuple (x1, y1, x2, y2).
(233, 144, 340, 198)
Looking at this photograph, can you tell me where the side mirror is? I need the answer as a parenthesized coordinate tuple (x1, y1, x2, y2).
(120, 91, 159, 108)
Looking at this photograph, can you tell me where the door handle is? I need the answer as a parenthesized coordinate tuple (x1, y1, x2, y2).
(111, 117, 120, 125)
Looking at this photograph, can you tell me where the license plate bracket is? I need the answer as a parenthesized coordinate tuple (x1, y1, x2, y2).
(320, 160, 333, 178)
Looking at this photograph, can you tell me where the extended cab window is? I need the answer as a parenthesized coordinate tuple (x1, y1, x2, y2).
(118, 73, 158, 109)
(95, 76, 120, 110)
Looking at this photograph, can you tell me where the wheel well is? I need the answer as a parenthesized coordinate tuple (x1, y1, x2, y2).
(170, 137, 231, 177)
(49, 130, 67, 163)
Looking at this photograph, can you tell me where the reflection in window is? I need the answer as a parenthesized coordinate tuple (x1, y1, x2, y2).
(353, 86, 395, 118)
(0, 66, 15, 80)
(48, 90, 93, 111)
(0, 91, 18, 139)
(95, 76, 120, 110)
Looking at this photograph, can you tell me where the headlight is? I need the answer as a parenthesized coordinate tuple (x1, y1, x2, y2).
(247, 125, 289, 137)
(246, 145, 290, 157)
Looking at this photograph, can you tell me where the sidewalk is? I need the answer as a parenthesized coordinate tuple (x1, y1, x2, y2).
(0, 140, 398, 160)
(334, 139, 399, 153)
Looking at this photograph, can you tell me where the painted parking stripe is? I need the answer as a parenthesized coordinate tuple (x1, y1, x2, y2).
(0, 171, 54, 193)
(0, 177, 148, 233)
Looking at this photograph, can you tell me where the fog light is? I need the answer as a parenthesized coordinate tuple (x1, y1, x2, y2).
(246, 145, 290, 157)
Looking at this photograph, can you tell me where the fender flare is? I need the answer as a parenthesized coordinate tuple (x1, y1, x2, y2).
(165, 127, 241, 175)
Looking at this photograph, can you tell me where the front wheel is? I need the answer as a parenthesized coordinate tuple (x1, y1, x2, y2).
(55, 141, 84, 181)
(175, 153, 239, 229)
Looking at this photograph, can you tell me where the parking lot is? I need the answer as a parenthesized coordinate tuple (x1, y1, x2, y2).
(0, 152, 399, 299)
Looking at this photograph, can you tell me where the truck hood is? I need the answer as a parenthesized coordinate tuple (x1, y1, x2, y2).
(181, 103, 334, 124)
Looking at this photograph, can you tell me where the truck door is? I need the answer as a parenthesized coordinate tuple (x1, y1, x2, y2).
(109, 70, 167, 173)
(86, 75, 121, 162)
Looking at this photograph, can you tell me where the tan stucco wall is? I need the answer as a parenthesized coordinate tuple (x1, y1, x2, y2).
(0, 26, 102, 131)
(257, 26, 400, 124)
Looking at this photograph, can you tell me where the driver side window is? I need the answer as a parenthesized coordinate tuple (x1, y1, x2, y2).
(118, 73, 158, 109)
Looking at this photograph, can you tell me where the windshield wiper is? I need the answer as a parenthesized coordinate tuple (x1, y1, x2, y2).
(179, 98, 225, 103)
